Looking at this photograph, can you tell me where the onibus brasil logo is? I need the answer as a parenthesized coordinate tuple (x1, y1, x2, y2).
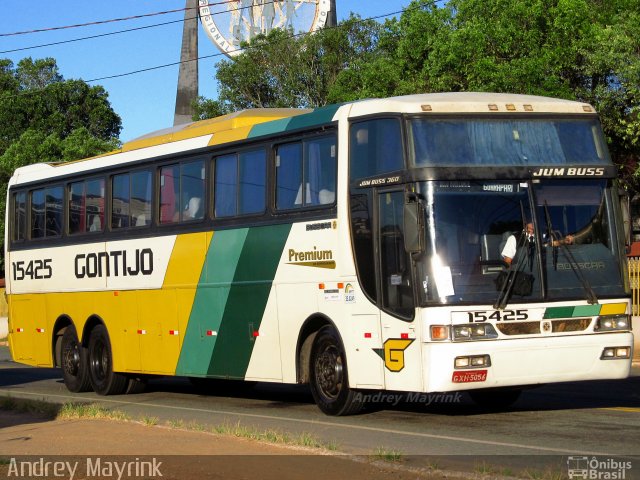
(199, 0, 332, 57)
(567, 456, 632, 479)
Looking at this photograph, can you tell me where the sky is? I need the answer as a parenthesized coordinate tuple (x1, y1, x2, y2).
(0, 1, 411, 142)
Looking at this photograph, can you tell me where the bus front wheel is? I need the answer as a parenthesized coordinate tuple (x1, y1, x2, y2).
(309, 326, 363, 416)
(87, 325, 128, 395)
(60, 325, 91, 393)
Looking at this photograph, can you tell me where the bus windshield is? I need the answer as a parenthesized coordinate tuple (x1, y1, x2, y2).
(415, 179, 626, 305)
(410, 117, 611, 166)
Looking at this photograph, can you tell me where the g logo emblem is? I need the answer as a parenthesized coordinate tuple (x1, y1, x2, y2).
(381, 338, 414, 372)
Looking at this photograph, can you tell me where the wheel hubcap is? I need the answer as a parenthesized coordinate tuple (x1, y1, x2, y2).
(315, 345, 343, 400)
(91, 340, 108, 382)
(63, 343, 80, 376)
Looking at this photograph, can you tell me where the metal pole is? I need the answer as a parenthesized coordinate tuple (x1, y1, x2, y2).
(173, 0, 199, 126)
(326, 0, 337, 27)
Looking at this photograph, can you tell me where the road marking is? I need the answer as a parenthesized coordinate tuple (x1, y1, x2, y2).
(0, 388, 626, 457)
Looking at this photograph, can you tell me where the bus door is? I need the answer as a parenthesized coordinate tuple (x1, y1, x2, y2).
(376, 189, 423, 392)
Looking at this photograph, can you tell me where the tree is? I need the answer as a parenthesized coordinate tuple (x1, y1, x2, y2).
(0, 57, 122, 273)
(197, 1, 639, 186)
(194, 15, 382, 113)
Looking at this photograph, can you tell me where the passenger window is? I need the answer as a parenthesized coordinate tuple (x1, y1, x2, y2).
(13, 191, 26, 242)
(69, 178, 105, 234)
(31, 186, 63, 239)
(161, 160, 205, 223)
(215, 149, 265, 217)
(276, 135, 336, 210)
(112, 171, 151, 229)
(239, 149, 266, 215)
(350, 119, 403, 181)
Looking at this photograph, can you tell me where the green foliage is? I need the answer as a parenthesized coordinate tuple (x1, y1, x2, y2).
(0, 57, 122, 274)
(194, 15, 382, 112)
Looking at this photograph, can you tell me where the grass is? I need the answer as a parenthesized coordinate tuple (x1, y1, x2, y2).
(371, 446, 404, 463)
(140, 415, 159, 426)
(211, 420, 332, 450)
(0, 395, 340, 454)
(57, 402, 129, 421)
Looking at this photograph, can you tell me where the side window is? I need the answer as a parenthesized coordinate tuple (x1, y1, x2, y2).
(161, 160, 206, 223)
(350, 118, 403, 181)
(31, 186, 63, 239)
(215, 149, 265, 217)
(112, 171, 151, 229)
(160, 165, 180, 224)
(31, 189, 45, 239)
(131, 171, 152, 227)
(69, 178, 105, 234)
(239, 149, 266, 215)
(215, 154, 237, 218)
(276, 135, 336, 210)
(13, 191, 27, 242)
(181, 160, 205, 220)
(111, 174, 130, 229)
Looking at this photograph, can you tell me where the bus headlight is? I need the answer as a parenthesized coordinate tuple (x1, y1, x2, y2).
(454, 354, 491, 369)
(600, 347, 630, 359)
(452, 324, 498, 341)
(430, 325, 450, 341)
(595, 315, 631, 332)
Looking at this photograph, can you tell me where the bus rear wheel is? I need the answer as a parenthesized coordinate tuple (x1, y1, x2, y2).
(309, 326, 363, 416)
(60, 325, 91, 393)
(88, 324, 128, 395)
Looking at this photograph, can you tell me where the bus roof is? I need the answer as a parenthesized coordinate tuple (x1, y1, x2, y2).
(9, 93, 597, 186)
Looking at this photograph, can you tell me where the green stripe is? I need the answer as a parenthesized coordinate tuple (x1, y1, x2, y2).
(207, 224, 291, 378)
(175, 229, 248, 376)
(248, 104, 341, 138)
(543, 306, 575, 319)
(572, 304, 601, 317)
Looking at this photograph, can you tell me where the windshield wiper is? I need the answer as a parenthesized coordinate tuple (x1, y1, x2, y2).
(494, 202, 528, 310)
(543, 202, 598, 305)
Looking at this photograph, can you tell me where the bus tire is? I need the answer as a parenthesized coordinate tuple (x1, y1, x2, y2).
(469, 388, 522, 409)
(87, 324, 128, 395)
(60, 325, 91, 393)
(309, 326, 363, 416)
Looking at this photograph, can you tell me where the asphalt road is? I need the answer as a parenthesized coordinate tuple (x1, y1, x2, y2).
(1, 346, 639, 478)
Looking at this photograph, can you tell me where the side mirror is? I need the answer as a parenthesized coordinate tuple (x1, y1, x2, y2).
(404, 193, 424, 253)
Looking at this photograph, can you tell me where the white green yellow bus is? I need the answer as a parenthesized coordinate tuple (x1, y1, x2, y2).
(5, 93, 633, 415)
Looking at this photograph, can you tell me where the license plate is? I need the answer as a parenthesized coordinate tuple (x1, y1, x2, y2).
(452, 370, 487, 383)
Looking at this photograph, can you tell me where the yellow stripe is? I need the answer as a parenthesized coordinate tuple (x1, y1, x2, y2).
(7, 233, 212, 375)
(599, 303, 627, 315)
(601, 407, 640, 413)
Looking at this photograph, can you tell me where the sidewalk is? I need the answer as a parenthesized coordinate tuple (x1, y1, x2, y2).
(0, 411, 439, 480)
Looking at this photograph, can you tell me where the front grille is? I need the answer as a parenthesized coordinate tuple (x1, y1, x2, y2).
(552, 318, 591, 332)
(496, 321, 540, 336)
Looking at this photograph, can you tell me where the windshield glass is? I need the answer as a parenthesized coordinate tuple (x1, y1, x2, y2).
(410, 117, 610, 166)
(415, 180, 625, 305)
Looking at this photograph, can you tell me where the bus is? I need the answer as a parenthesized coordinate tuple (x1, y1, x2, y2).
(4, 92, 633, 416)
